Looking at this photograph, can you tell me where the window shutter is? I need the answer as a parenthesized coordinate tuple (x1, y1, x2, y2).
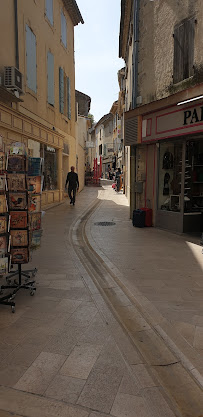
(187, 18, 195, 78)
(173, 18, 194, 84)
(47, 52, 54, 105)
(67, 76, 71, 119)
(61, 10, 67, 48)
(59, 67, 64, 114)
(26, 25, 37, 93)
(46, 0, 53, 25)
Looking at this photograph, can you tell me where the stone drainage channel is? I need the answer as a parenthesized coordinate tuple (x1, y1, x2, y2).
(70, 200, 203, 417)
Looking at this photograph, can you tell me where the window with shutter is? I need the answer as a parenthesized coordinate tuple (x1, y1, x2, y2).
(67, 77, 71, 119)
(173, 17, 195, 84)
(26, 25, 37, 93)
(47, 52, 54, 105)
(59, 67, 64, 113)
(46, 0, 53, 25)
(61, 10, 67, 48)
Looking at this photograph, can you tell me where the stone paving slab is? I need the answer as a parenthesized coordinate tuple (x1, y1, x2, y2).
(0, 186, 200, 417)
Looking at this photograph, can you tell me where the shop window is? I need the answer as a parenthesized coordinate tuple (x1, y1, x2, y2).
(158, 142, 182, 212)
(47, 52, 54, 106)
(46, 0, 53, 26)
(26, 25, 37, 93)
(42, 145, 57, 191)
(61, 10, 67, 48)
(184, 141, 203, 213)
(173, 17, 195, 84)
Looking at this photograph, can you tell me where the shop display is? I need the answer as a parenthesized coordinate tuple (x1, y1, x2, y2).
(159, 143, 182, 212)
(0, 214, 10, 234)
(0, 195, 8, 213)
(28, 157, 42, 176)
(0, 175, 8, 191)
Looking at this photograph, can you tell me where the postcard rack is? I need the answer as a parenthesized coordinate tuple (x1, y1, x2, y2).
(0, 145, 43, 313)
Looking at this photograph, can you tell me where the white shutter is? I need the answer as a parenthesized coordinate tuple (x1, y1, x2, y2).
(26, 25, 37, 93)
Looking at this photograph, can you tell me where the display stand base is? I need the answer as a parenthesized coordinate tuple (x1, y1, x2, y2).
(0, 264, 37, 313)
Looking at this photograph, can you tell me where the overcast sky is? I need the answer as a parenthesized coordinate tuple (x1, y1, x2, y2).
(75, 0, 124, 123)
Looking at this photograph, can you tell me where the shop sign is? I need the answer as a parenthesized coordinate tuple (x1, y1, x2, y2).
(142, 102, 203, 143)
(86, 141, 94, 148)
(46, 145, 55, 152)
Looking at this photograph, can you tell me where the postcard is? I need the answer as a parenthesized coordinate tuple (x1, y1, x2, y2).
(0, 214, 9, 234)
(28, 157, 42, 176)
(27, 176, 42, 193)
(7, 155, 26, 172)
(0, 195, 8, 213)
(0, 235, 7, 256)
(11, 247, 29, 264)
(0, 257, 9, 274)
(8, 142, 26, 156)
(11, 230, 28, 247)
(0, 152, 6, 171)
(30, 229, 42, 249)
(29, 212, 41, 230)
(9, 193, 27, 210)
(7, 174, 26, 192)
(28, 194, 41, 212)
(10, 211, 27, 229)
(0, 175, 7, 191)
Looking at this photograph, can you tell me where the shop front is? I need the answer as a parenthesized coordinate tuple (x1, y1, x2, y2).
(0, 103, 64, 207)
(142, 100, 203, 235)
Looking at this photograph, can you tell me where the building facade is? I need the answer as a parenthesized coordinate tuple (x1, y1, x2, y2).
(0, 0, 83, 206)
(75, 90, 91, 190)
(120, 0, 203, 234)
(95, 113, 114, 178)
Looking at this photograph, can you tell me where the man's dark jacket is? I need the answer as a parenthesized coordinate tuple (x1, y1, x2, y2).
(65, 172, 79, 189)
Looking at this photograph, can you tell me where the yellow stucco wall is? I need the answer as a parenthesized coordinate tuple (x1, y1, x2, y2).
(0, 0, 78, 207)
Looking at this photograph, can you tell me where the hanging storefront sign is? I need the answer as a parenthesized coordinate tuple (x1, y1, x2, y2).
(46, 145, 55, 152)
(142, 102, 203, 143)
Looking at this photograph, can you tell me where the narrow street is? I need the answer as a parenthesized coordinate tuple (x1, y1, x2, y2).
(0, 183, 202, 417)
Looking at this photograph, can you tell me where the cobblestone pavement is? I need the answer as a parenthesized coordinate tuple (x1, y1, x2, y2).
(0, 184, 202, 417)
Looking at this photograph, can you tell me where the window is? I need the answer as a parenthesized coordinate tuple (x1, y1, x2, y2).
(59, 67, 64, 113)
(67, 76, 71, 119)
(173, 18, 195, 84)
(26, 25, 37, 93)
(158, 142, 182, 212)
(46, 0, 53, 25)
(47, 52, 54, 105)
(59, 69, 71, 119)
(99, 144, 102, 156)
(61, 10, 67, 48)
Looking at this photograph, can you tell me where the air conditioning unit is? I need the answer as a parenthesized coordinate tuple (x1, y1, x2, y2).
(4, 66, 23, 94)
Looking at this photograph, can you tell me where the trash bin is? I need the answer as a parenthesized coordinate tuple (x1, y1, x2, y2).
(132, 209, 145, 228)
(140, 208, 152, 227)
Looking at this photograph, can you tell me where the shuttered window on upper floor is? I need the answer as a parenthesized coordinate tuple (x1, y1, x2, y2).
(59, 67, 64, 113)
(61, 10, 67, 48)
(47, 52, 54, 106)
(46, 0, 53, 26)
(67, 77, 71, 120)
(26, 25, 37, 93)
(173, 17, 195, 84)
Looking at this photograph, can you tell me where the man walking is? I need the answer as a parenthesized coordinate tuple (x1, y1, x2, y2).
(65, 166, 79, 205)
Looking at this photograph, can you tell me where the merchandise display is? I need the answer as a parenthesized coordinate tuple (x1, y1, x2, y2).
(0, 143, 43, 312)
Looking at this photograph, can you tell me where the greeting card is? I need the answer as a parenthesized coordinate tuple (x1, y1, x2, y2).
(11, 230, 28, 247)
(27, 176, 42, 193)
(28, 195, 41, 212)
(9, 193, 27, 210)
(7, 174, 26, 191)
(10, 211, 27, 229)
(11, 247, 29, 264)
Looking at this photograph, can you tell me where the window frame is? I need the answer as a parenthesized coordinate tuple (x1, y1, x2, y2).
(61, 9, 67, 48)
(45, 0, 54, 26)
(25, 24, 37, 94)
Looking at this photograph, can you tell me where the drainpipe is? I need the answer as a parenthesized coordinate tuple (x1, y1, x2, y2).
(132, 0, 140, 109)
(14, 0, 19, 69)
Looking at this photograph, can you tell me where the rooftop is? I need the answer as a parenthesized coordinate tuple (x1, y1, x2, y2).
(62, 0, 84, 25)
